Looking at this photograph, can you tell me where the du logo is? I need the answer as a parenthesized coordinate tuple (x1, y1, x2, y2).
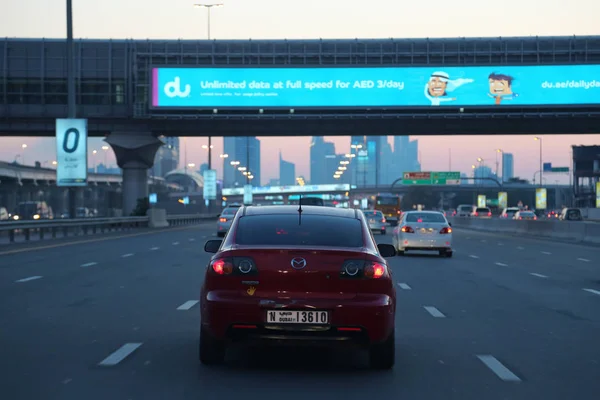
(164, 77, 191, 98)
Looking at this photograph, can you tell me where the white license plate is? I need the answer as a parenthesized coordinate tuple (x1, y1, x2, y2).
(266, 310, 330, 325)
(369, 219, 375, 223)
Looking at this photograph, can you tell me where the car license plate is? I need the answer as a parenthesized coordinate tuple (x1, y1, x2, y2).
(369, 219, 375, 223)
(266, 310, 329, 325)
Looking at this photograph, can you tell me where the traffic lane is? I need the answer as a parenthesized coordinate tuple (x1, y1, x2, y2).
(451, 228, 600, 303)
(380, 234, 600, 399)
(0, 222, 216, 289)
(52, 233, 532, 400)
(0, 234, 213, 400)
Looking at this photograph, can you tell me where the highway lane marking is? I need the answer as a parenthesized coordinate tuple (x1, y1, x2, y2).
(189, 238, 196, 242)
(577, 258, 590, 262)
(0, 225, 209, 256)
(517, 246, 525, 250)
(98, 343, 143, 366)
(150, 247, 160, 251)
(541, 251, 552, 255)
(498, 243, 504, 246)
(480, 240, 487, 243)
(423, 306, 445, 318)
(469, 255, 479, 259)
(177, 300, 199, 310)
(397, 283, 411, 290)
(121, 253, 134, 258)
(530, 273, 548, 279)
(15, 276, 43, 283)
(477, 355, 521, 382)
(80, 262, 98, 268)
(495, 262, 509, 267)
(583, 288, 600, 296)
(172, 241, 180, 245)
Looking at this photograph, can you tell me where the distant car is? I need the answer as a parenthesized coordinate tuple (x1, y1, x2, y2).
(393, 210, 453, 257)
(216, 205, 242, 237)
(514, 211, 537, 220)
(200, 205, 397, 369)
(500, 207, 520, 219)
(299, 197, 325, 206)
(472, 207, 492, 218)
(0, 207, 8, 221)
(456, 204, 475, 217)
(559, 208, 583, 221)
(363, 210, 387, 235)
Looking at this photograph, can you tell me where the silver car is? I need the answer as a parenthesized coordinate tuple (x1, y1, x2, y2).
(217, 206, 241, 237)
(363, 210, 387, 235)
(393, 210, 453, 257)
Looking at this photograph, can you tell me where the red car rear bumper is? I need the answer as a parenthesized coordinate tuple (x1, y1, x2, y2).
(201, 290, 395, 345)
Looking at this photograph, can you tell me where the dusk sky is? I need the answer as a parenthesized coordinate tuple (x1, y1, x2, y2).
(1, 0, 598, 185)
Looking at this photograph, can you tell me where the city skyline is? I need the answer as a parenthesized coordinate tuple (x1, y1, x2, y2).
(1, 134, 596, 186)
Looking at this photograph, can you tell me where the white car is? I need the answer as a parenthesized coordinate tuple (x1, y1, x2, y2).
(393, 210, 453, 257)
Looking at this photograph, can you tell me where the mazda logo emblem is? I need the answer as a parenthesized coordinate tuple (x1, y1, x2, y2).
(290, 257, 307, 269)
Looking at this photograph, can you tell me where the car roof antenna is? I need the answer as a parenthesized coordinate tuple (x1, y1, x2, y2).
(298, 195, 303, 225)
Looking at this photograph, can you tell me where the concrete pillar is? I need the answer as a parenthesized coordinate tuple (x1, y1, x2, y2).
(104, 132, 163, 216)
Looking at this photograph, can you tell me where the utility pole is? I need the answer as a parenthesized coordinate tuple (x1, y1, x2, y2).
(66, 0, 77, 219)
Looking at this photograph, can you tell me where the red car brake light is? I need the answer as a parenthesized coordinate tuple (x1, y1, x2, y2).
(340, 260, 387, 279)
(401, 226, 415, 233)
(211, 257, 257, 276)
(381, 218, 386, 223)
(439, 226, 452, 234)
(474, 212, 479, 216)
(219, 217, 227, 222)
(488, 212, 492, 217)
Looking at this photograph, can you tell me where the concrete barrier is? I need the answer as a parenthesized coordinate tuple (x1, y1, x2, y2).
(148, 208, 169, 228)
(447, 217, 600, 245)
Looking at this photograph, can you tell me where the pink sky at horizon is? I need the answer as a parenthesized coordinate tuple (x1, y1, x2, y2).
(1, 134, 598, 185)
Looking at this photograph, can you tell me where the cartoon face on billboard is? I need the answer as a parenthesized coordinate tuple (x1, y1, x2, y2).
(488, 73, 519, 105)
(423, 71, 474, 106)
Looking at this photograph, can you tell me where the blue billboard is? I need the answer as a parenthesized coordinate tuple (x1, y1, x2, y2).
(151, 65, 600, 109)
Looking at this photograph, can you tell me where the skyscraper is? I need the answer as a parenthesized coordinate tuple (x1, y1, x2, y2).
(279, 151, 296, 186)
(502, 153, 515, 182)
(223, 137, 261, 187)
(153, 136, 179, 177)
(310, 137, 336, 184)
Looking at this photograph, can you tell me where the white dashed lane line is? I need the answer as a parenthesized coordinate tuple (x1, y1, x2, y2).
(583, 288, 600, 296)
(530, 273, 548, 279)
(477, 355, 522, 382)
(495, 262, 509, 267)
(98, 343, 143, 366)
(177, 300, 199, 310)
(80, 262, 97, 268)
(497, 243, 504, 246)
(172, 242, 180, 246)
(121, 253, 134, 258)
(517, 246, 524, 250)
(189, 238, 196, 242)
(577, 258, 591, 262)
(397, 283, 411, 290)
(423, 306, 445, 318)
(150, 247, 160, 251)
(541, 251, 551, 255)
(469, 255, 479, 259)
(15, 276, 43, 283)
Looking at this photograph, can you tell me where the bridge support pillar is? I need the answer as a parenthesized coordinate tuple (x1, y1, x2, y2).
(104, 132, 163, 216)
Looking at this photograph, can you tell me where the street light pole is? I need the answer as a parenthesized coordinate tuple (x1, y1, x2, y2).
(496, 149, 503, 185)
(66, 0, 77, 219)
(534, 137, 543, 188)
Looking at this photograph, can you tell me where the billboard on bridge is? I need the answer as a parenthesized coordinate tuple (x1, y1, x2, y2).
(150, 65, 600, 109)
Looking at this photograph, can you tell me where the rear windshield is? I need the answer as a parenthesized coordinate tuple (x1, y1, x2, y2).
(235, 214, 363, 247)
(222, 208, 238, 215)
(300, 198, 324, 206)
(376, 197, 398, 206)
(405, 213, 446, 223)
(520, 212, 535, 217)
(457, 205, 472, 211)
(364, 211, 382, 217)
(476, 208, 490, 213)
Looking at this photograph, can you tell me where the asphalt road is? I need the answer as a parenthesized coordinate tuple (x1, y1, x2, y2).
(1, 221, 599, 400)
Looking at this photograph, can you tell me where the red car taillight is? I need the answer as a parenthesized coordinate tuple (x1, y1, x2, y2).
(401, 226, 415, 233)
(219, 218, 227, 222)
(488, 212, 492, 217)
(439, 226, 452, 234)
(381, 218, 386, 223)
(474, 212, 479, 216)
(211, 257, 257, 276)
(340, 260, 387, 279)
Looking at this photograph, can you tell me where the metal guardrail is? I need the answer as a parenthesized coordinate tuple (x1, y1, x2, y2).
(0, 214, 217, 244)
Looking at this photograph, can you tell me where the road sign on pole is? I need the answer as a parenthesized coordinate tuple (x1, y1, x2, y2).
(403, 171, 460, 185)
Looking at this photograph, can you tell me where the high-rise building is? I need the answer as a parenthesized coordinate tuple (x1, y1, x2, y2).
(350, 136, 365, 186)
(310, 137, 336, 184)
(223, 137, 261, 187)
(364, 136, 386, 186)
(502, 153, 514, 182)
(153, 136, 180, 177)
(279, 151, 296, 186)
(392, 135, 420, 179)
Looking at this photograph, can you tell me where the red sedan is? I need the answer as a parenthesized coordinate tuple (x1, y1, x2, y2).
(200, 205, 397, 369)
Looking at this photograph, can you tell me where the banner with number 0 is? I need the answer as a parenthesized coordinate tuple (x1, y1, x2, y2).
(55, 118, 88, 187)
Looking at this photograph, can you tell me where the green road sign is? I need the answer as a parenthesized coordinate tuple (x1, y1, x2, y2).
(551, 167, 569, 173)
(403, 171, 461, 185)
